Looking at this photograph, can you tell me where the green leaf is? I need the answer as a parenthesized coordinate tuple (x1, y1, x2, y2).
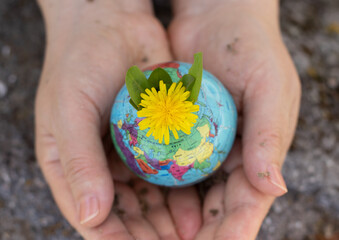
(148, 68, 173, 90)
(188, 52, 203, 103)
(129, 99, 140, 111)
(180, 74, 195, 92)
(125, 66, 150, 107)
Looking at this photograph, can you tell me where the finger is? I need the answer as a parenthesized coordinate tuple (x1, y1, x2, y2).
(202, 183, 225, 222)
(215, 167, 274, 240)
(195, 183, 225, 240)
(114, 182, 160, 240)
(133, 181, 181, 240)
(168, 187, 202, 240)
(36, 134, 133, 240)
(54, 98, 114, 227)
(222, 138, 242, 173)
(242, 74, 297, 196)
(131, 16, 173, 70)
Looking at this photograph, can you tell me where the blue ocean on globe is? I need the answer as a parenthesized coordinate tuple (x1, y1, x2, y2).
(110, 61, 237, 187)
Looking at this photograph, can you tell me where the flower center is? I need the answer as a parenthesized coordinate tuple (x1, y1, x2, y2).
(137, 80, 200, 145)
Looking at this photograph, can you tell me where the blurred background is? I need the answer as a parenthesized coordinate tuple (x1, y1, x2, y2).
(0, 0, 338, 239)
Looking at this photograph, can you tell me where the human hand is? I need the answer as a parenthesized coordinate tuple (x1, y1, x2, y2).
(34, 0, 194, 239)
(169, 0, 301, 239)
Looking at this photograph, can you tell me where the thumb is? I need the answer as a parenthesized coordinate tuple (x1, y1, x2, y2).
(242, 75, 300, 196)
(55, 99, 114, 227)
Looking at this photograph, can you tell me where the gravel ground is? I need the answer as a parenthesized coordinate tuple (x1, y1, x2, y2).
(0, 0, 338, 239)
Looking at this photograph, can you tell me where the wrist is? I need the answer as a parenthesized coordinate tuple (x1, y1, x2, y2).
(172, 0, 279, 23)
(37, 0, 153, 37)
(37, 0, 155, 62)
(172, 0, 281, 38)
(37, 0, 153, 19)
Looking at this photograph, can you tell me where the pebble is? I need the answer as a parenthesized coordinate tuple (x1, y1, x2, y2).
(324, 224, 334, 238)
(0, 169, 11, 183)
(1, 45, 11, 57)
(8, 74, 17, 84)
(272, 203, 283, 213)
(322, 135, 337, 150)
(327, 77, 339, 89)
(0, 81, 8, 98)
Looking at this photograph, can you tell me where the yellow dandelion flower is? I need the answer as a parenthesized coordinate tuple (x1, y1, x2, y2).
(137, 80, 200, 145)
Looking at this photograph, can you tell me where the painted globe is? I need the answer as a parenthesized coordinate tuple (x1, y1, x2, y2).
(110, 62, 237, 187)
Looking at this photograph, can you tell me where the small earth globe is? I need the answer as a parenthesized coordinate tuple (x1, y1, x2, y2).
(110, 61, 237, 187)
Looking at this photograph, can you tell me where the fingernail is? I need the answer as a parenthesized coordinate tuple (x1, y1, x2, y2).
(79, 196, 99, 225)
(267, 163, 288, 194)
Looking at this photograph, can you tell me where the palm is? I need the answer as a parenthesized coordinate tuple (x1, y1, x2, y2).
(36, 11, 193, 239)
(168, 3, 300, 239)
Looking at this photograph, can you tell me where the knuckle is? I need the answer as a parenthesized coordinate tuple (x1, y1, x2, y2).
(63, 156, 94, 186)
(77, 88, 103, 119)
(127, 13, 166, 39)
(227, 201, 262, 216)
(53, 93, 100, 131)
(259, 128, 284, 155)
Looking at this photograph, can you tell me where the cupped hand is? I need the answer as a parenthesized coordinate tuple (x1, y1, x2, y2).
(34, 1, 203, 239)
(169, 0, 301, 239)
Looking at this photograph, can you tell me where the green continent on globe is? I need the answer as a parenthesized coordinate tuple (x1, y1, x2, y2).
(113, 114, 215, 183)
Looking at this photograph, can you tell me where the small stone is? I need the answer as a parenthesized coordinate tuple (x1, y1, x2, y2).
(34, 177, 46, 188)
(2, 232, 10, 240)
(327, 78, 338, 89)
(264, 217, 272, 225)
(0, 168, 11, 183)
(273, 202, 282, 213)
(39, 217, 51, 226)
(8, 74, 17, 84)
(288, 26, 300, 37)
(294, 51, 310, 73)
(1, 45, 11, 56)
(326, 22, 339, 34)
(0, 81, 8, 98)
(25, 179, 33, 187)
(324, 224, 334, 238)
(307, 67, 319, 78)
(294, 221, 303, 229)
(326, 53, 338, 66)
(8, 201, 15, 209)
(307, 165, 315, 173)
(322, 135, 336, 150)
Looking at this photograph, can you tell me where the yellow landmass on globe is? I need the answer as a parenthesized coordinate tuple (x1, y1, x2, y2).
(173, 124, 213, 166)
(133, 146, 144, 158)
(117, 120, 123, 129)
(213, 161, 221, 171)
